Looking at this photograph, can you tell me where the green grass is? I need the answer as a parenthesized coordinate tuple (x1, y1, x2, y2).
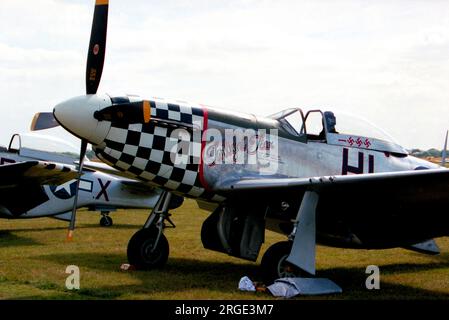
(1, 199, 449, 299)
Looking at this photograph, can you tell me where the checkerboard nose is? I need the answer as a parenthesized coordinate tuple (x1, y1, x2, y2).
(53, 94, 112, 145)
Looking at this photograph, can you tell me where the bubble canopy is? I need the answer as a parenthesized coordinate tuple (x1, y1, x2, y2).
(270, 108, 400, 145)
(270, 108, 407, 154)
(8, 133, 88, 162)
(324, 110, 400, 145)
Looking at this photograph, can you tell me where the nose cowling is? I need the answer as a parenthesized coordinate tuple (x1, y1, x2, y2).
(53, 94, 112, 145)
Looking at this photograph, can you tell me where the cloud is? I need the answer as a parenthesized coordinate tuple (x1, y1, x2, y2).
(1, 0, 449, 149)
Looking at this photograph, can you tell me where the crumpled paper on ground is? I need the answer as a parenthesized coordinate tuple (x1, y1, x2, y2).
(238, 276, 256, 292)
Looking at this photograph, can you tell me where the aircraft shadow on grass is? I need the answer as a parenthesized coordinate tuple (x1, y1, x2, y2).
(0, 231, 41, 247)
(0, 224, 141, 249)
(1, 226, 68, 233)
(2, 223, 142, 234)
(32, 252, 449, 299)
(78, 223, 143, 230)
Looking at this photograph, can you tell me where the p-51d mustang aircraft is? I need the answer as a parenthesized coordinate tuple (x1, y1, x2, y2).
(0, 133, 182, 227)
(35, 0, 449, 282)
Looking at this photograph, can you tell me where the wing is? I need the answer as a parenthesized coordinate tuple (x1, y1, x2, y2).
(215, 168, 449, 247)
(83, 160, 135, 180)
(0, 161, 78, 188)
(215, 168, 449, 195)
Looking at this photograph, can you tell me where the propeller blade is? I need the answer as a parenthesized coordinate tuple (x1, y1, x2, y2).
(85, 0, 109, 95)
(66, 139, 88, 241)
(30, 112, 60, 131)
(442, 130, 448, 167)
(94, 100, 151, 124)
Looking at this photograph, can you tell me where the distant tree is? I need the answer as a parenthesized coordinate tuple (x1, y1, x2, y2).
(409, 148, 446, 159)
(427, 148, 440, 157)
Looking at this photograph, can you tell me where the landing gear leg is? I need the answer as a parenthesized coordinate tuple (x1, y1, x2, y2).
(100, 211, 113, 227)
(261, 190, 319, 282)
(127, 191, 175, 270)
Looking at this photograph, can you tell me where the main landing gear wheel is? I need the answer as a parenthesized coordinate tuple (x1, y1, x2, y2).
(127, 227, 169, 270)
(100, 215, 113, 227)
(261, 241, 304, 283)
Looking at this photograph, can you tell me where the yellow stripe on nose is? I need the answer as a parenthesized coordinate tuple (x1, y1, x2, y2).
(143, 100, 151, 123)
(95, 0, 109, 5)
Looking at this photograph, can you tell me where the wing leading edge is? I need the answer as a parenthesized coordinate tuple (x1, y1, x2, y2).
(0, 161, 78, 188)
(214, 168, 449, 194)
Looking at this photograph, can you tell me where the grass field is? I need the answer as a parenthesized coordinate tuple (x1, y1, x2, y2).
(1, 199, 449, 300)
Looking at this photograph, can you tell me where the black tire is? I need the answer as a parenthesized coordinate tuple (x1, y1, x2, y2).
(100, 216, 113, 227)
(261, 241, 303, 283)
(127, 228, 169, 270)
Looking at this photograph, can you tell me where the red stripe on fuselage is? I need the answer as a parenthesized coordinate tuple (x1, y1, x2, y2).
(199, 107, 211, 191)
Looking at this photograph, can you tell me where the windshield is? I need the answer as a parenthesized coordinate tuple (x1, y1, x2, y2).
(270, 108, 305, 136)
(269, 108, 298, 120)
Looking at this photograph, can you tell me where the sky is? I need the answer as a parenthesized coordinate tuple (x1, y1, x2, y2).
(1, 0, 449, 151)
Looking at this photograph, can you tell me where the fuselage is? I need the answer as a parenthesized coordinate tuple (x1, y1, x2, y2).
(53, 94, 446, 249)
(70, 95, 438, 199)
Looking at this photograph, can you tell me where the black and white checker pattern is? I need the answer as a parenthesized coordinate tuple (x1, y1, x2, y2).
(151, 100, 204, 127)
(97, 100, 208, 198)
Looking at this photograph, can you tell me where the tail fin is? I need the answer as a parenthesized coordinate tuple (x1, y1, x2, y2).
(442, 130, 448, 166)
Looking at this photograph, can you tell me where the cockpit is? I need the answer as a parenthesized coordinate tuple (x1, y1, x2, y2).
(270, 108, 408, 155)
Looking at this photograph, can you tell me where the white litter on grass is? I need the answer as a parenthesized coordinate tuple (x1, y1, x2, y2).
(238, 276, 256, 292)
(267, 278, 342, 298)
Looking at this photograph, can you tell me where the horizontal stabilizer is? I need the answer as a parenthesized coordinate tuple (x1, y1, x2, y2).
(120, 181, 184, 208)
(120, 180, 156, 195)
(404, 239, 440, 255)
(83, 161, 132, 180)
(51, 211, 73, 222)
